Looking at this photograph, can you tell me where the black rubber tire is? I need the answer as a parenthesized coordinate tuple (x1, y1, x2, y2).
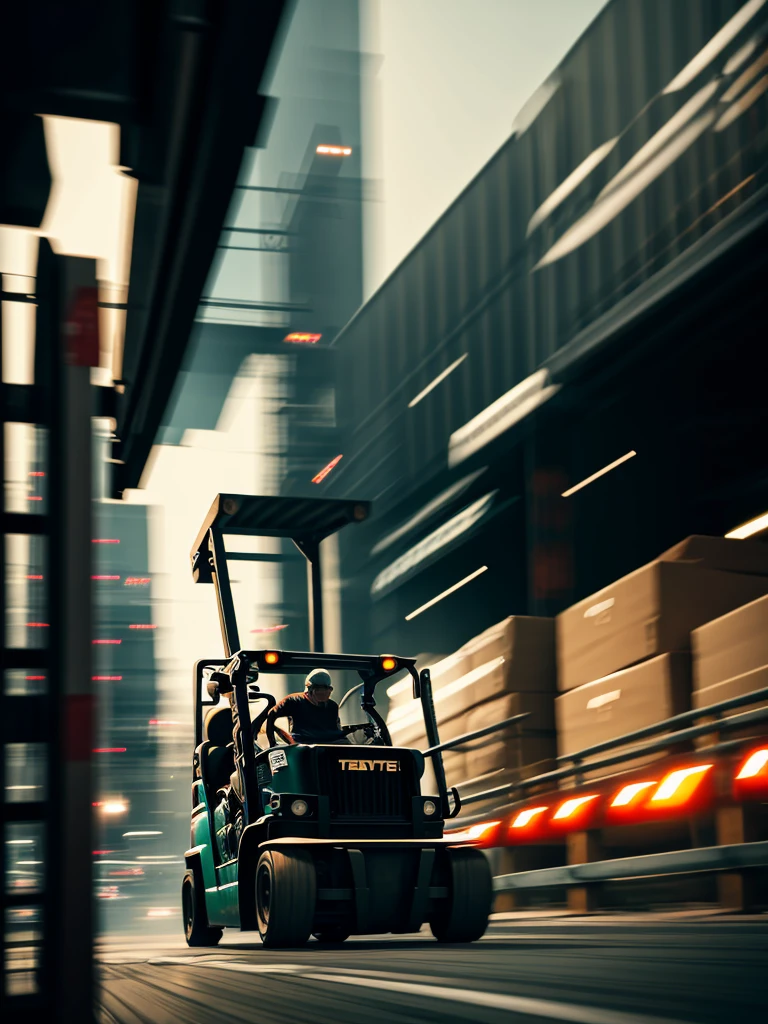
(255, 849, 316, 948)
(429, 848, 492, 943)
(182, 869, 223, 947)
(312, 927, 351, 943)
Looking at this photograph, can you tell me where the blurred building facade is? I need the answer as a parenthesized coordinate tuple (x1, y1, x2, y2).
(317, 0, 768, 671)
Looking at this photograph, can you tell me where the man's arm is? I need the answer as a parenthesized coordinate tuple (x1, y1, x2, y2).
(265, 698, 296, 745)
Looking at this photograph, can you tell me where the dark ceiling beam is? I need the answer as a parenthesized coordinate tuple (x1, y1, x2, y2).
(113, 0, 287, 496)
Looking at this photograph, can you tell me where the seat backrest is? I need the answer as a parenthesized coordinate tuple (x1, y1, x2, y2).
(200, 706, 235, 793)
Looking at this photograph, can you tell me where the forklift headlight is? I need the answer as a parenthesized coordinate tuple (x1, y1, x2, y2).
(291, 799, 309, 817)
(423, 799, 437, 817)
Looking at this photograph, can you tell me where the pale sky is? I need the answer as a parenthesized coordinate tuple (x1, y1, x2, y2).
(360, 0, 608, 296)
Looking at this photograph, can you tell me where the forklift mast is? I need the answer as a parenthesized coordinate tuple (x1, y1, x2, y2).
(190, 493, 371, 657)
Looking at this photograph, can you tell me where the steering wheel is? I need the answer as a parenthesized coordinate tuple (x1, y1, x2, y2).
(342, 707, 392, 746)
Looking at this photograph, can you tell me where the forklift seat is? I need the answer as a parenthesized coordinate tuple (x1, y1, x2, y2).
(198, 706, 235, 795)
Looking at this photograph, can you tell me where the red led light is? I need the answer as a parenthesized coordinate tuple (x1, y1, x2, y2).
(26, 575, 43, 580)
(93, 676, 122, 681)
(92, 575, 121, 581)
(25, 676, 45, 681)
(312, 454, 343, 484)
(29, 472, 45, 477)
(93, 639, 121, 645)
(92, 538, 120, 544)
(27, 496, 42, 501)
(124, 577, 151, 585)
(93, 748, 127, 753)
(26, 622, 49, 628)
(650, 765, 713, 808)
(129, 624, 157, 630)
(92, 851, 114, 856)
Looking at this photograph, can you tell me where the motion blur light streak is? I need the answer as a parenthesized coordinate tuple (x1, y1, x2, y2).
(124, 577, 151, 585)
(736, 749, 768, 778)
(510, 806, 548, 828)
(93, 676, 122, 681)
(123, 831, 162, 837)
(316, 145, 352, 156)
(553, 795, 599, 819)
(598, 83, 719, 201)
(370, 468, 486, 556)
(651, 765, 713, 805)
(447, 821, 500, 843)
(725, 510, 768, 538)
(611, 781, 657, 807)
(407, 354, 467, 408)
(93, 639, 121, 644)
(311, 454, 343, 484)
(404, 566, 488, 622)
(283, 332, 322, 344)
(721, 48, 768, 102)
(716, 76, 768, 130)
(723, 35, 761, 74)
(526, 138, 618, 236)
(128, 624, 157, 629)
(250, 624, 289, 633)
(91, 575, 120, 580)
(371, 492, 496, 596)
(389, 657, 504, 729)
(538, 112, 717, 266)
(93, 748, 126, 753)
(561, 451, 637, 497)
(92, 538, 120, 544)
(448, 369, 560, 466)
(101, 801, 128, 815)
(663, 0, 767, 92)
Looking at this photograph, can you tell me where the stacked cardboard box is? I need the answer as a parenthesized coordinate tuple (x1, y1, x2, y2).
(555, 536, 768, 778)
(387, 617, 557, 789)
(691, 593, 768, 747)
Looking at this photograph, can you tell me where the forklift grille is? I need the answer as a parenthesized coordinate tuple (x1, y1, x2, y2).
(316, 748, 414, 821)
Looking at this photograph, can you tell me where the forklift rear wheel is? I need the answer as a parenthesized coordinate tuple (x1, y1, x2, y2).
(429, 847, 492, 943)
(182, 870, 223, 947)
(312, 927, 350, 943)
(256, 849, 316, 948)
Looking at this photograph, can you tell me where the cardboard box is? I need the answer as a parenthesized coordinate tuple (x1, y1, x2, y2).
(659, 535, 768, 576)
(555, 653, 691, 780)
(692, 594, 768, 691)
(461, 616, 556, 685)
(692, 665, 768, 749)
(462, 693, 556, 778)
(557, 562, 768, 691)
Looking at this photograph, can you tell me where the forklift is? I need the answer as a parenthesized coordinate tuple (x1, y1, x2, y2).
(182, 493, 492, 947)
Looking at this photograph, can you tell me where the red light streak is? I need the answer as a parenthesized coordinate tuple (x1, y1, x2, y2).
(124, 577, 151, 585)
(283, 332, 322, 344)
(26, 622, 49, 628)
(93, 676, 122, 681)
(250, 624, 288, 633)
(129, 624, 157, 630)
(28, 496, 43, 501)
(92, 851, 114, 856)
(149, 719, 180, 726)
(91, 538, 120, 544)
(93, 639, 121, 645)
(29, 471, 45, 477)
(92, 575, 121, 580)
(25, 676, 46, 681)
(26, 575, 43, 580)
(93, 748, 127, 753)
(312, 454, 343, 484)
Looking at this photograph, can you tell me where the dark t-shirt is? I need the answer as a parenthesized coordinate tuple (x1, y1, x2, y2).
(269, 692, 345, 743)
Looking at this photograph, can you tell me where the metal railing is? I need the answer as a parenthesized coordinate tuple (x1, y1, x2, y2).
(458, 690, 768, 809)
(493, 841, 768, 893)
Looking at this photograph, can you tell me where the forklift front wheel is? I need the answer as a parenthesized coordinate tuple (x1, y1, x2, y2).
(182, 869, 222, 947)
(429, 847, 492, 943)
(255, 849, 316, 948)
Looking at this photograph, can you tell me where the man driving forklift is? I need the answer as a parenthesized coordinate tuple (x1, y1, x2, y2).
(266, 669, 350, 745)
